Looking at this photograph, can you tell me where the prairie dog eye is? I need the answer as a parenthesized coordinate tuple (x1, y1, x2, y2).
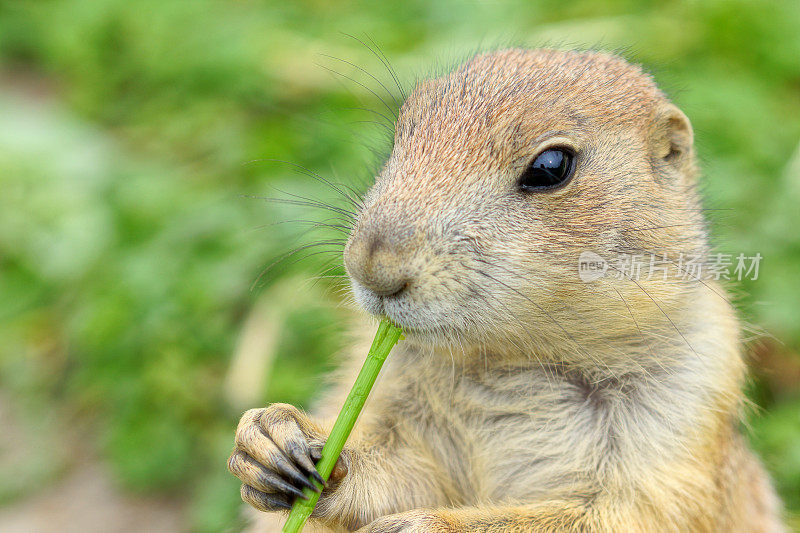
(517, 147, 576, 192)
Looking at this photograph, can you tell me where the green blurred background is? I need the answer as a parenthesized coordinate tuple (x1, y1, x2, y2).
(0, 0, 798, 531)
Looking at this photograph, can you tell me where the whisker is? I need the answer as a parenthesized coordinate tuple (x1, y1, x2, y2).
(341, 106, 395, 127)
(472, 266, 594, 363)
(321, 54, 402, 110)
(363, 33, 407, 100)
(316, 63, 398, 122)
(245, 158, 364, 210)
(350, 119, 395, 136)
(604, 262, 699, 359)
(252, 192, 356, 220)
(463, 277, 560, 391)
(612, 287, 668, 378)
(251, 218, 352, 234)
(251, 240, 345, 290)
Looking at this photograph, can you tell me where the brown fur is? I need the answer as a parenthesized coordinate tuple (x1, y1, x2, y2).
(230, 49, 784, 532)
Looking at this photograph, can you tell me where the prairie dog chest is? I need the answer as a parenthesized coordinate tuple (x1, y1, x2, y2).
(429, 364, 605, 501)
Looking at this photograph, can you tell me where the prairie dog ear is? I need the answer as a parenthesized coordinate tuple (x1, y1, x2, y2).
(648, 103, 694, 174)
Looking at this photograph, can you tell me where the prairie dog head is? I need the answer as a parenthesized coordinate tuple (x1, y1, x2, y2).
(344, 49, 709, 358)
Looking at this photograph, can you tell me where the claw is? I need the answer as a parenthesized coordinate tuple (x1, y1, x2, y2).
(235, 451, 309, 500)
(241, 484, 292, 512)
(261, 470, 309, 500)
(310, 469, 326, 486)
(287, 442, 325, 487)
(272, 449, 321, 493)
(310, 446, 323, 463)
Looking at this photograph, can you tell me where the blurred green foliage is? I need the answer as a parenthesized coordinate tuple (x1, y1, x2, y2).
(0, 0, 798, 530)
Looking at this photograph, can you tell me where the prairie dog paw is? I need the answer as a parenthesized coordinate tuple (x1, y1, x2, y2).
(227, 403, 347, 513)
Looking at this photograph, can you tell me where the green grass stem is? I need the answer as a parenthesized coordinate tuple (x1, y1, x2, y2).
(282, 319, 403, 532)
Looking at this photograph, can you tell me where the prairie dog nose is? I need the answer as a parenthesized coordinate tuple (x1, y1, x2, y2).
(345, 229, 411, 297)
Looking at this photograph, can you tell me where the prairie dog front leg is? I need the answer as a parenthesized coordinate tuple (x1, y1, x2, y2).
(229, 403, 451, 530)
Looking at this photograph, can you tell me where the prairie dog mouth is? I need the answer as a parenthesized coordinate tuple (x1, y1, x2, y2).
(350, 278, 449, 336)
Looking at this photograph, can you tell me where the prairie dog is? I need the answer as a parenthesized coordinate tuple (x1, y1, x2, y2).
(228, 49, 784, 532)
